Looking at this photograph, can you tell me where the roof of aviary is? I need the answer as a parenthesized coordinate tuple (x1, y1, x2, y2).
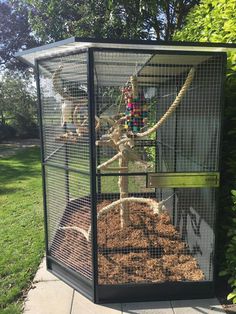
(15, 37, 236, 67)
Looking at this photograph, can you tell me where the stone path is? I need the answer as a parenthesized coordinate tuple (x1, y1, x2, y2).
(23, 258, 226, 314)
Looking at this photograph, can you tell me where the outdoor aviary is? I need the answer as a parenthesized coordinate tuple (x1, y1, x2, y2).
(16, 38, 228, 303)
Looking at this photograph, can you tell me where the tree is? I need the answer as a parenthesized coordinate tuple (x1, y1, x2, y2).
(0, 1, 39, 72)
(24, 0, 199, 41)
(174, 0, 236, 44)
(0, 73, 38, 139)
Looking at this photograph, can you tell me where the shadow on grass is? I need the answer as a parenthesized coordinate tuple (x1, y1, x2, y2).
(0, 147, 41, 195)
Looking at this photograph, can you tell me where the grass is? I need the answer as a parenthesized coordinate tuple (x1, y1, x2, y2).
(0, 147, 44, 314)
(0, 144, 151, 313)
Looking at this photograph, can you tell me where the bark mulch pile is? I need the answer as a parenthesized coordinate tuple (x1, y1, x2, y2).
(51, 199, 205, 285)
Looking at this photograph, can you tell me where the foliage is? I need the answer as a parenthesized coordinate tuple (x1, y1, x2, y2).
(0, 147, 44, 313)
(174, 0, 236, 303)
(0, 73, 38, 140)
(174, 0, 236, 44)
(0, 0, 39, 72)
(174, 0, 236, 70)
(24, 0, 199, 41)
(218, 76, 236, 303)
(219, 191, 236, 304)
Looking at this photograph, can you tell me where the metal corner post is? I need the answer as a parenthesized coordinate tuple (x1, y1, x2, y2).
(35, 60, 49, 264)
(213, 52, 228, 284)
(87, 48, 98, 302)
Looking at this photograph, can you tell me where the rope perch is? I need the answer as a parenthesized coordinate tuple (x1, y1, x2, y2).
(135, 67, 195, 138)
(61, 194, 175, 242)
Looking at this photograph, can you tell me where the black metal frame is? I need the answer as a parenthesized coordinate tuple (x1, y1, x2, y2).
(213, 52, 227, 286)
(35, 46, 227, 304)
(87, 48, 99, 302)
(35, 61, 50, 265)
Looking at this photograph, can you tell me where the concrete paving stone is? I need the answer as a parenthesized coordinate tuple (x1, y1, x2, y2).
(122, 301, 174, 314)
(171, 298, 226, 314)
(33, 258, 59, 282)
(23, 280, 74, 314)
(224, 304, 236, 313)
(71, 291, 122, 314)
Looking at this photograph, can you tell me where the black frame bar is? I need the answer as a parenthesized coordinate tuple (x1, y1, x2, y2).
(96, 281, 214, 303)
(87, 48, 98, 302)
(35, 61, 50, 262)
(213, 52, 228, 285)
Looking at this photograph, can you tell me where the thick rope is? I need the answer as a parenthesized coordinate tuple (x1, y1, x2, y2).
(97, 197, 162, 218)
(60, 194, 175, 242)
(135, 67, 195, 138)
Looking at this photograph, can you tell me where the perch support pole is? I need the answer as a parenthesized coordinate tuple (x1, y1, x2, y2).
(119, 156, 129, 228)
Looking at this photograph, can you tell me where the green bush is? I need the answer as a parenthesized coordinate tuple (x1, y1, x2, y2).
(174, 0, 236, 301)
(219, 191, 236, 303)
(0, 72, 38, 139)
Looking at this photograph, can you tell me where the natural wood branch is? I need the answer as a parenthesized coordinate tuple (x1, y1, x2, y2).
(97, 152, 122, 170)
(120, 145, 143, 163)
(59, 226, 89, 241)
(119, 157, 129, 228)
(52, 64, 78, 103)
(108, 116, 126, 132)
(96, 139, 114, 147)
(135, 67, 195, 138)
(101, 167, 128, 171)
(116, 137, 134, 147)
(130, 76, 138, 98)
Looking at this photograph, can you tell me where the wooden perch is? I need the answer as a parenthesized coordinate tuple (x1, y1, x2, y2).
(59, 226, 90, 241)
(101, 167, 128, 171)
(52, 64, 79, 103)
(97, 152, 122, 170)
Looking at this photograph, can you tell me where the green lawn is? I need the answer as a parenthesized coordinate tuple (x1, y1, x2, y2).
(0, 145, 151, 313)
(0, 147, 44, 314)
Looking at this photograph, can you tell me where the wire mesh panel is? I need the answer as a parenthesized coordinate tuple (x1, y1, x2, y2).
(93, 50, 224, 286)
(38, 52, 92, 280)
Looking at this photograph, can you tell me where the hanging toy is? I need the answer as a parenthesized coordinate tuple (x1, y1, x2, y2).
(122, 76, 148, 133)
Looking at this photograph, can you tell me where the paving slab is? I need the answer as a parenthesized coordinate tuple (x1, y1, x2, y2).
(23, 258, 227, 314)
(171, 298, 226, 314)
(23, 280, 73, 314)
(71, 291, 122, 314)
(224, 304, 236, 313)
(33, 258, 59, 282)
(122, 301, 174, 314)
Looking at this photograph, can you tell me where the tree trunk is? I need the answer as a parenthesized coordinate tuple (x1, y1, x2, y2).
(119, 156, 129, 228)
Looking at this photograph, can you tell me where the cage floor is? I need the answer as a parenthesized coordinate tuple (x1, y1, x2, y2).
(51, 199, 204, 285)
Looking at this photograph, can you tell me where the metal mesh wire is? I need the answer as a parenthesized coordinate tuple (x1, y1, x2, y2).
(158, 55, 223, 172)
(94, 51, 224, 285)
(39, 52, 92, 280)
